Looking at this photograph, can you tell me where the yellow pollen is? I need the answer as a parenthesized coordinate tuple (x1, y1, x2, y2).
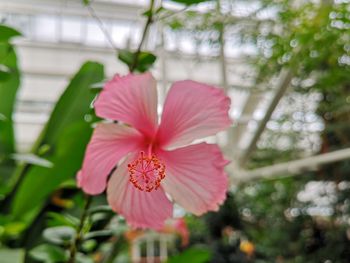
(127, 152, 166, 192)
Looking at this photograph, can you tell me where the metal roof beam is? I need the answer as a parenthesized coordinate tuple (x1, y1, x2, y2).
(238, 68, 293, 167)
(235, 148, 350, 183)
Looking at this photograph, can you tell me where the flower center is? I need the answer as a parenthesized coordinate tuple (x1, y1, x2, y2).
(127, 152, 166, 192)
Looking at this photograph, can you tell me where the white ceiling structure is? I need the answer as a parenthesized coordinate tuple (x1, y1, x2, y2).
(1, 0, 350, 184)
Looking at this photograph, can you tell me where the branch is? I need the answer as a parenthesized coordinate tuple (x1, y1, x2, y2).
(129, 0, 155, 72)
(67, 194, 93, 263)
(86, 2, 119, 52)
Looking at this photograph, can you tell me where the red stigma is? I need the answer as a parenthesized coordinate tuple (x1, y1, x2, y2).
(128, 152, 166, 192)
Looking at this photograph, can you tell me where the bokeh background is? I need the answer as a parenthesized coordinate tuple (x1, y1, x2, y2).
(0, 0, 350, 262)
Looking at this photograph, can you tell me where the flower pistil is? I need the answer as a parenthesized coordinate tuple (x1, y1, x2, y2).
(128, 151, 166, 192)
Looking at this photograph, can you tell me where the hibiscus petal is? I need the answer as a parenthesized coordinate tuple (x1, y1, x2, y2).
(94, 73, 158, 137)
(107, 155, 173, 229)
(157, 80, 231, 148)
(157, 143, 229, 215)
(78, 123, 145, 195)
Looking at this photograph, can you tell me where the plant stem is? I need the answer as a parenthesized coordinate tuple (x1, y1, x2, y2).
(68, 194, 92, 263)
(129, 0, 155, 72)
(86, 3, 118, 52)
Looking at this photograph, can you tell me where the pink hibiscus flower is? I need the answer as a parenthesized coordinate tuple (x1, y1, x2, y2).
(77, 72, 231, 229)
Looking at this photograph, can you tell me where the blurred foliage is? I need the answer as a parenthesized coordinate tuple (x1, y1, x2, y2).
(29, 244, 68, 263)
(0, 248, 24, 263)
(167, 246, 211, 263)
(236, 0, 350, 262)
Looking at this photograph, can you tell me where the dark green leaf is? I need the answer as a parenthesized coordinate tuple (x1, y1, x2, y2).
(12, 123, 93, 220)
(90, 212, 110, 224)
(11, 62, 104, 219)
(37, 144, 51, 155)
(117, 50, 157, 72)
(142, 9, 153, 17)
(137, 52, 157, 72)
(0, 25, 21, 42)
(88, 205, 113, 215)
(167, 247, 212, 263)
(47, 212, 80, 228)
(0, 37, 20, 191)
(117, 49, 134, 66)
(84, 229, 114, 240)
(29, 244, 67, 263)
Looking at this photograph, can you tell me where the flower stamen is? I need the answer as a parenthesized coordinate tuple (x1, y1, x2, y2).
(128, 152, 166, 192)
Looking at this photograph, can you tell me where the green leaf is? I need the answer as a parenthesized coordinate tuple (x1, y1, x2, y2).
(0, 37, 20, 190)
(88, 205, 113, 215)
(83, 229, 114, 240)
(81, 239, 97, 252)
(167, 247, 212, 263)
(137, 52, 157, 72)
(90, 212, 111, 223)
(43, 226, 76, 245)
(11, 61, 104, 219)
(169, 0, 213, 5)
(47, 212, 80, 228)
(29, 244, 67, 263)
(142, 9, 153, 18)
(117, 50, 157, 72)
(0, 249, 25, 263)
(76, 253, 94, 263)
(2, 221, 26, 236)
(117, 49, 134, 66)
(0, 64, 11, 81)
(0, 25, 21, 42)
(0, 113, 6, 121)
(12, 123, 92, 220)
